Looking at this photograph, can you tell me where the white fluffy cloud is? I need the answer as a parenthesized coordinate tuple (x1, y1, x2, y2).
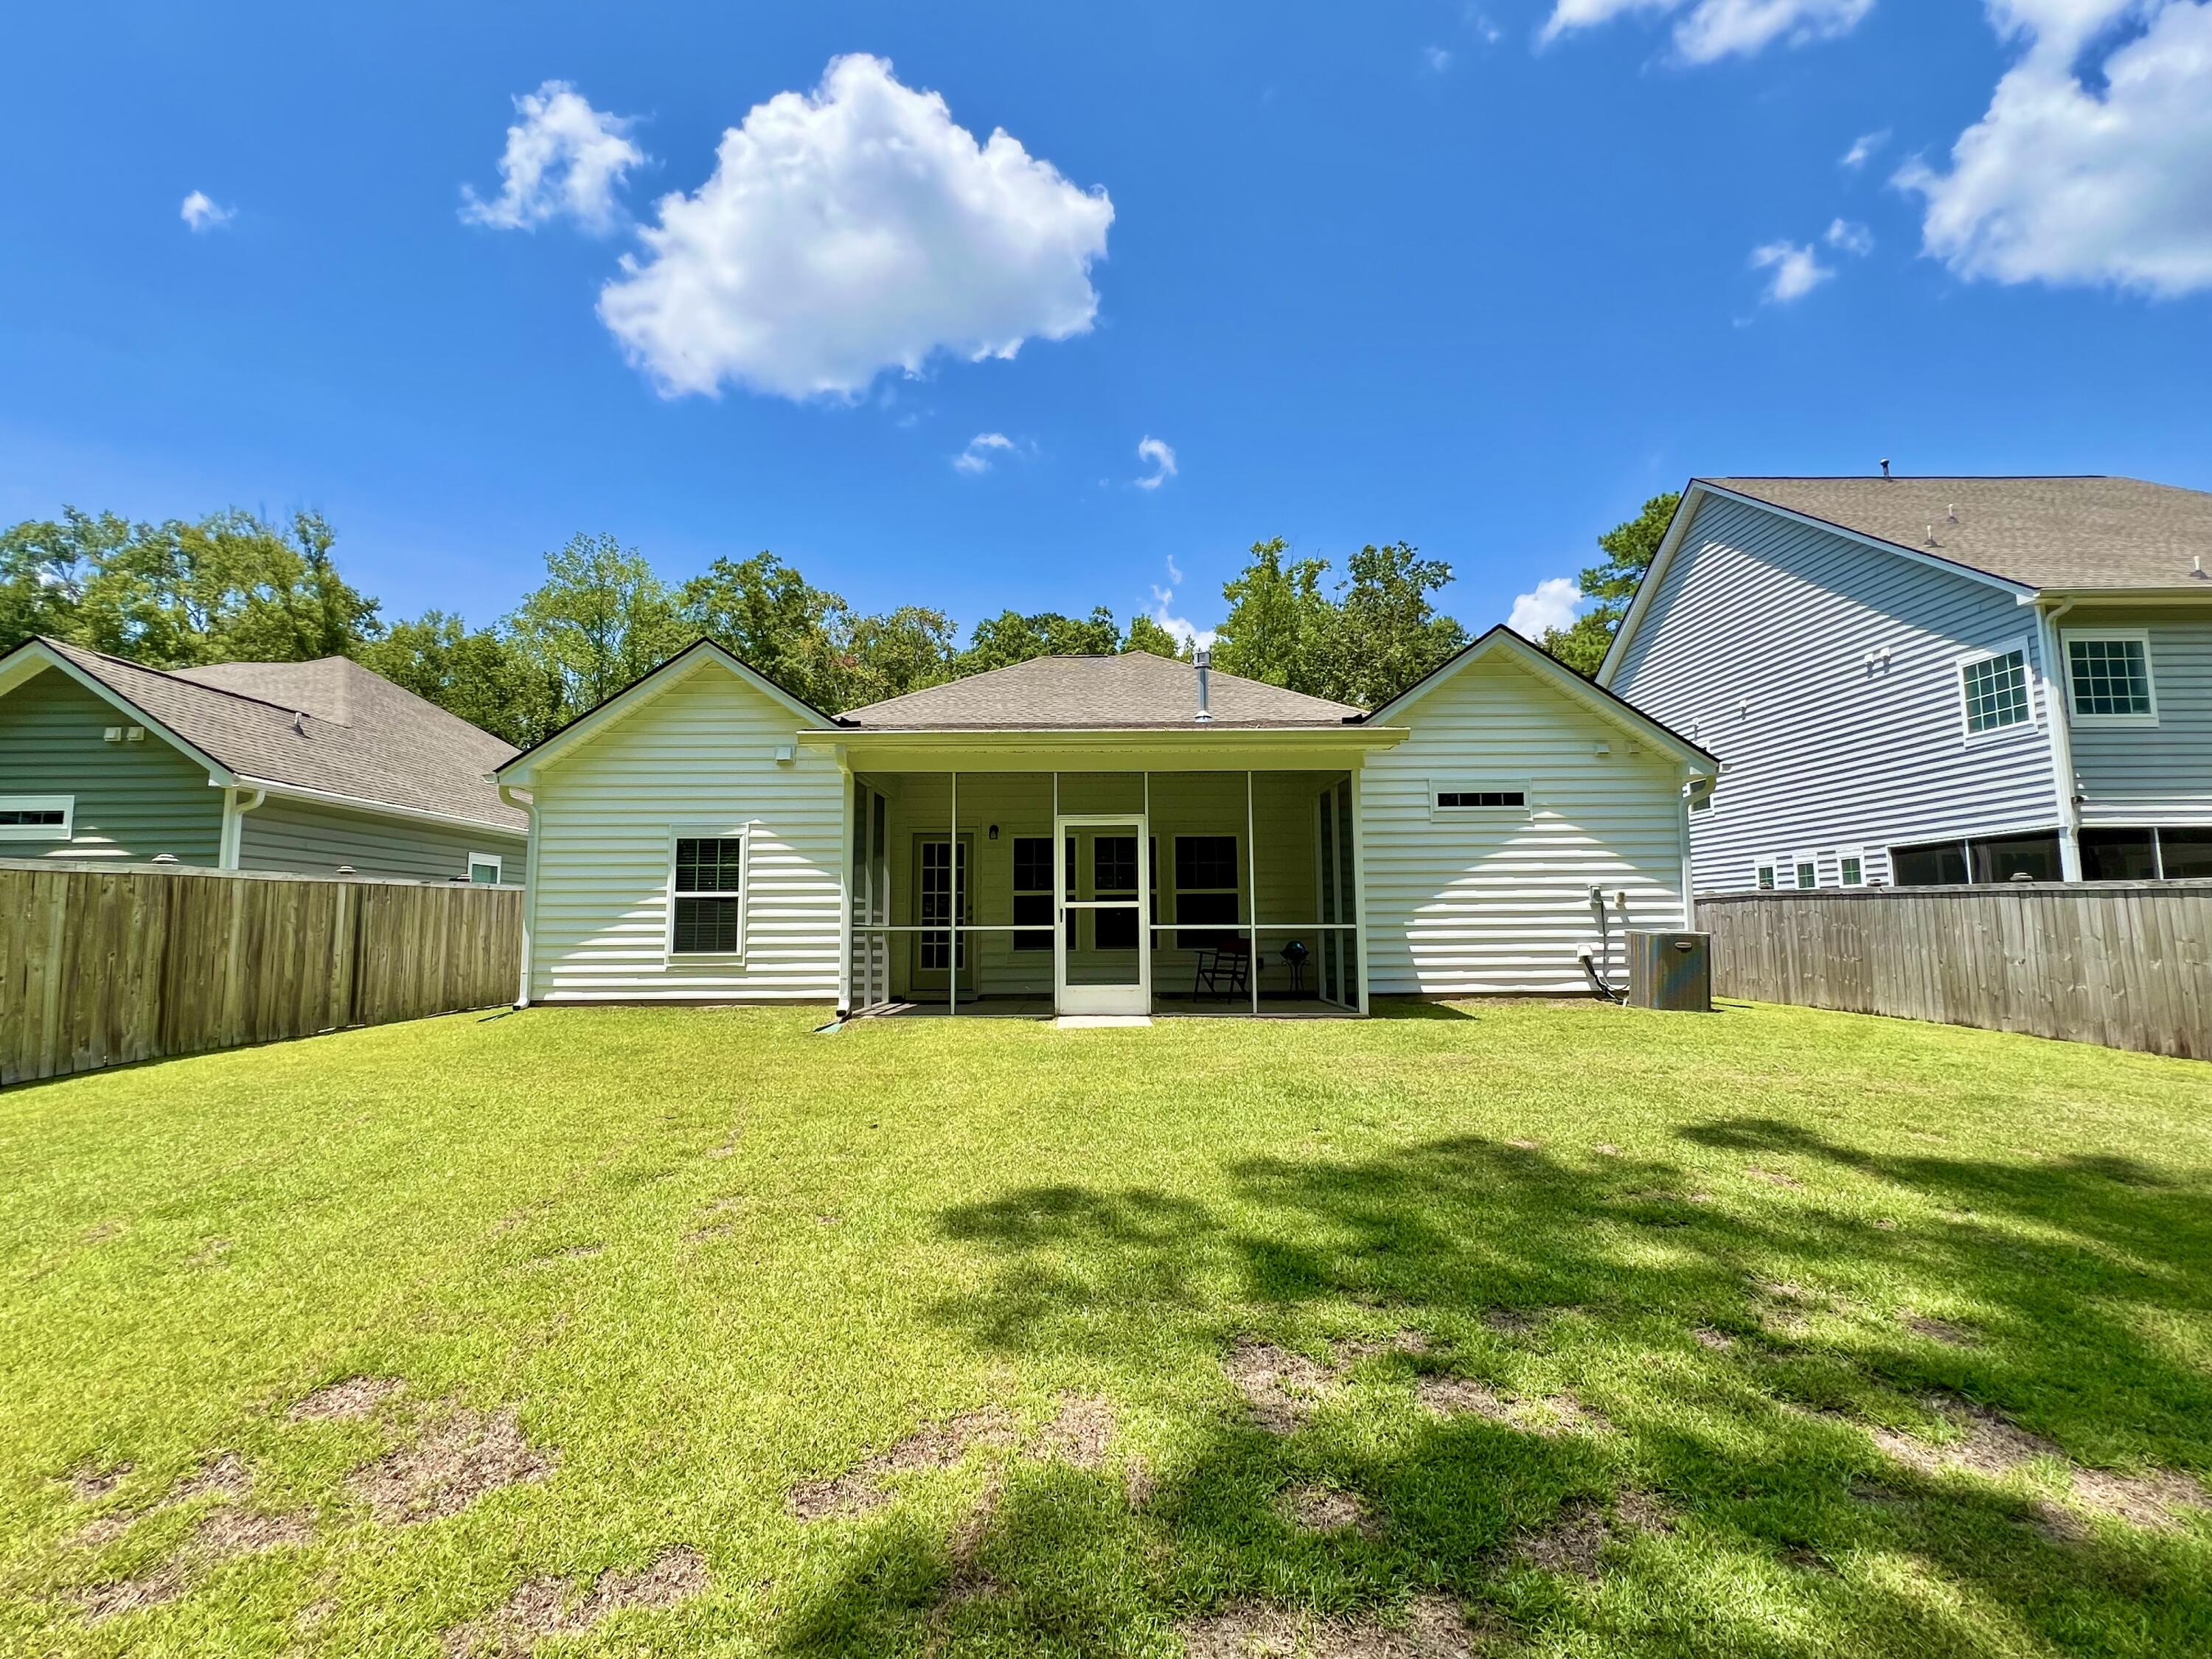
(180, 190, 233, 232)
(1541, 0, 1874, 62)
(598, 55, 1113, 400)
(1898, 1, 2212, 296)
(462, 80, 644, 234)
(953, 432, 1018, 473)
(1750, 238, 1834, 301)
(1134, 435, 1178, 490)
(1840, 128, 1889, 169)
(1148, 557, 1216, 650)
(1509, 577, 1583, 638)
(1826, 217, 1875, 256)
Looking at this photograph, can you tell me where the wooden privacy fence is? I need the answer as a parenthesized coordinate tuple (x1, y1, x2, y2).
(1, 859, 524, 1085)
(1696, 881, 2212, 1060)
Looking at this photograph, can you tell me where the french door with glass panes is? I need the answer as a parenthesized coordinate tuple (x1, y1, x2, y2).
(1054, 815, 1150, 1015)
(911, 834, 975, 997)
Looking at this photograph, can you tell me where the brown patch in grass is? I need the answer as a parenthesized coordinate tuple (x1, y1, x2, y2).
(1514, 1492, 1671, 1580)
(2070, 1465, 2212, 1530)
(171, 1454, 251, 1503)
(440, 1546, 709, 1658)
(1282, 1484, 1378, 1537)
(682, 1222, 733, 1243)
(1339, 1329, 1434, 1361)
(556, 1242, 605, 1259)
(1745, 1166, 1804, 1189)
(349, 1407, 557, 1524)
(75, 1562, 185, 1624)
(68, 1513, 137, 1549)
(191, 1506, 317, 1559)
(187, 1237, 232, 1268)
(785, 1408, 1018, 1522)
(1416, 1377, 1607, 1436)
(1224, 1338, 1339, 1434)
(290, 1377, 405, 1423)
(1481, 1309, 1535, 1336)
(1029, 1394, 1114, 1470)
(1123, 1455, 1157, 1511)
(68, 1462, 131, 1502)
(1591, 1143, 1621, 1157)
(1505, 1138, 1541, 1152)
(1691, 1326, 1735, 1352)
(1178, 1593, 1483, 1657)
(1868, 1398, 2059, 1482)
(1902, 1314, 1978, 1347)
(83, 1219, 126, 1244)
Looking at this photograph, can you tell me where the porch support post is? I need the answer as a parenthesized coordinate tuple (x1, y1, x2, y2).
(1349, 766, 1372, 1016)
(1051, 771, 1062, 1015)
(1143, 771, 1152, 1015)
(1247, 769, 1259, 1016)
(949, 768, 958, 1017)
(838, 768, 855, 1018)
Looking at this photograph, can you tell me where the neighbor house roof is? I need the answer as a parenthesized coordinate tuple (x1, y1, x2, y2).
(10, 638, 525, 832)
(1706, 476, 2212, 593)
(838, 651, 1366, 729)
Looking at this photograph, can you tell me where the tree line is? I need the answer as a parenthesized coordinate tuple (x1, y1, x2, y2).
(0, 495, 1675, 745)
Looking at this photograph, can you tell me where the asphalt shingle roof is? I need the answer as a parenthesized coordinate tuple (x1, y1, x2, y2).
(38, 640, 525, 831)
(1707, 476, 2212, 593)
(840, 651, 1364, 728)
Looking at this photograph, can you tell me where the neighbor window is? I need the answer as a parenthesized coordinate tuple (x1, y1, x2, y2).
(1792, 855, 1817, 891)
(1173, 835, 1242, 949)
(1959, 648, 2031, 735)
(669, 833, 745, 955)
(1891, 841, 1969, 887)
(1755, 859, 1778, 891)
(2081, 828, 2160, 882)
(467, 854, 502, 886)
(1837, 851, 1866, 888)
(1012, 836, 1053, 950)
(0, 794, 72, 840)
(2065, 634, 2155, 721)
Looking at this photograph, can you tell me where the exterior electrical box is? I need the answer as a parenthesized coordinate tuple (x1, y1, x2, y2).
(1627, 931, 1711, 1012)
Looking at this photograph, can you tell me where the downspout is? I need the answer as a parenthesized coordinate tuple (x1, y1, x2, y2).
(2028, 597, 2083, 881)
(218, 786, 266, 869)
(499, 783, 538, 1007)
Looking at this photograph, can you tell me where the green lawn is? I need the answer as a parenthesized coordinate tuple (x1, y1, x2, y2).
(3, 1001, 2210, 1658)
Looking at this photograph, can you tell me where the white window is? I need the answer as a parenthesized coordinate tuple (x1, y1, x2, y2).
(0, 794, 73, 840)
(1791, 852, 1818, 891)
(466, 853, 503, 886)
(1431, 780, 1531, 820)
(1172, 834, 1242, 949)
(667, 830, 748, 957)
(1958, 647, 2032, 737)
(2064, 631, 2157, 725)
(1754, 857, 1778, 891)
(1836, 849, 1866, 888)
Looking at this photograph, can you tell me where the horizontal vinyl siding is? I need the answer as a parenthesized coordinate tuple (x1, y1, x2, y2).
(1611, 495, 2060, 891)
(237, 797, 526, 883)
(528, 662, 843, 1004)
(0, 667, 223, 863)
(1360, 652, 1689, 996)
(2063, 607, 2212, 827)
(869, 769, 1335, 999)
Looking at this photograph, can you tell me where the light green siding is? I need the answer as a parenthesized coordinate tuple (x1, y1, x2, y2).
(237, 797, 526, 883)
(0, 667, 223, 863)
(2062, 605, 2212, 828)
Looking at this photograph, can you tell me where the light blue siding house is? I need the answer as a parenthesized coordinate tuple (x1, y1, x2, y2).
(0, 638, 528, 882)
(1599, 476, 2212, 891)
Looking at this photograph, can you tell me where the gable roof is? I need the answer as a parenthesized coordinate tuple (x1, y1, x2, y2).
(1358, 625, 1717, 769)
(1706, 476, 2212, 593)
(1, 637, 525, 832)
(494, 638, 838, 783)
(839, 651, 1364, 729)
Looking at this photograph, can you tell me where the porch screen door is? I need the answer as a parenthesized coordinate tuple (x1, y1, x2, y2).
(1054, 815, 1150, 1015)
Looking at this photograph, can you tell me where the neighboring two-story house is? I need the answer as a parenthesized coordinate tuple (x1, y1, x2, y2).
(0, 636, 528, 882)
(1599, 475, 2212, 891)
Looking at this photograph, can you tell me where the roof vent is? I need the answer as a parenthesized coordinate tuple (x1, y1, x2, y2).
(1194, 647, 1213, 724)
(1879, 458, 1891, 480)
(291, 711, 308, 736)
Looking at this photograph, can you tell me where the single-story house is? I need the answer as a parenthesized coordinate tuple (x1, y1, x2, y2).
(493, 628, 1715, 1015)
(0, 636, 528, 883)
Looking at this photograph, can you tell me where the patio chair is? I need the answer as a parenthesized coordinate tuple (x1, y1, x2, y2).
(1192, 938, 1251, 1001)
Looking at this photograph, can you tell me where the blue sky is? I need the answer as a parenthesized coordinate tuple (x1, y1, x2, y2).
(5, 1, 2210, 646)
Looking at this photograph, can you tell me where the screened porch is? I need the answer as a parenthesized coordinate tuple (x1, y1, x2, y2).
(844, 769, 1364, 1018)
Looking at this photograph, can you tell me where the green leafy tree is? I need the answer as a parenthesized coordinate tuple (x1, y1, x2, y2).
(1211, 538, 1332, 693)
(1123, 613, 1189, 659)
(957, 607, 1122, 675)
(0, 509, 129, 652)
(675, 552, 853, 712)
(1321, 540, 1469, 708)
(352, 612, 562, 747)
(1539, 490, 1681, 677)
(841, 606, 959, 708)
(507, 534, 684, 723)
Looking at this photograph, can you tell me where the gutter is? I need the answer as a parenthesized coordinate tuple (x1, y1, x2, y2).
(232, 775, 528, 837)
(498, 784, 539, 1009)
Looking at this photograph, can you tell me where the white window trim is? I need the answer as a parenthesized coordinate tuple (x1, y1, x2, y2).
(467, 852, 504, 886)
(0, 793, 74, 841)
(1429, 778, 1534, 822)
(1834, 847, 1868, 888)
(1954, 639, 2038, 744)
(665, 824, 751, 960)
(1753, 855, 1780, 891)
(1790, 850, 1819, 891)
(2060, 627, 2159, 728)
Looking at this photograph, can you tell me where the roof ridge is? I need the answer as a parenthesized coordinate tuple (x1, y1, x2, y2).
(41, 637, 316, 719)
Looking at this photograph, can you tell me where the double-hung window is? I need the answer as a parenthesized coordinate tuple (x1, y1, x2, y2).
(1836, 849, 1866, 888)
(1173, 835, 1241, 949)
(0, 795, 72, 840)
(669, 831, 746, 956)
(2065, 632, 2157, 723)
(466, 853, 502, 886)
(1012, 837, 1054, 950)
(1958, 647, 2031, 736)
